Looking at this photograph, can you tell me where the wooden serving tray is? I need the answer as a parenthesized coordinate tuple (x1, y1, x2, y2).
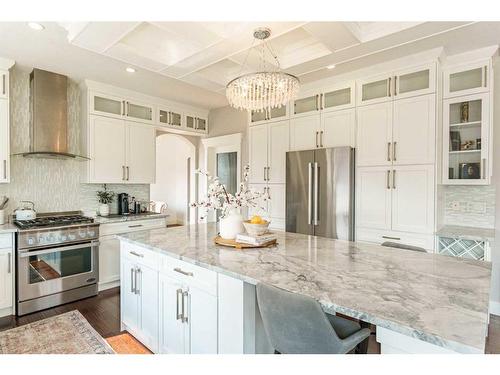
(214, 236, 277, 249)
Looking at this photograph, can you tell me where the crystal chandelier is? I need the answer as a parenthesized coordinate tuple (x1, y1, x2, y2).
(226, 28, 300, 112)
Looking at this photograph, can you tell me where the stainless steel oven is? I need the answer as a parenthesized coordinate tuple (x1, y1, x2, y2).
(15, 219, 100, 315)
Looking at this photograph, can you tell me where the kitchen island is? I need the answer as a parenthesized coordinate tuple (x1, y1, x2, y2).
(116, 223, 491, 354)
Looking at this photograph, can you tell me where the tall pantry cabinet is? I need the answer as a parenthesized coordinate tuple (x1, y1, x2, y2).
(355, 63, 437, 250)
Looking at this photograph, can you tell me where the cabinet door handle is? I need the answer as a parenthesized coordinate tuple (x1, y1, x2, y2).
(263, 167, 267, 181)
(174, 267, 194, 277)
(267, 167, 270, 181)
(392, 169, 396, 189)
(392, 141, 397, 161)
(315, 131, 319, 148)
(129, 251, 144, 258)
(2, 74, 5, 95)
(394, 76, 397, 96)
(125, 101, 129, 116)
(320, 130, 324, 147)
(388, 77, 392, 97)
(382, 235, 401, 240)
(128, 224, 143, 228)
(130, 268, 135, 293)
(3, 160, 6, 180)
(126, 166, 130, 181)
(181, 291, 189, 323)
(387, 142, 391, 162)
(121, 101, 125, 116)
(134, 268, 141, 295)
(315, 94, 319, 111)
(320, 93, 324, 110)
(484, 66, 488, 87)
(122, 166, 126, 181)
(386, 170, 391, 189)
(7, 252, 11, 274)
(176, 288, 183, 320)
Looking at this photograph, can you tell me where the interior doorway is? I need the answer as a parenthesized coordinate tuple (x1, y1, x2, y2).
(151, 133, 196, 225)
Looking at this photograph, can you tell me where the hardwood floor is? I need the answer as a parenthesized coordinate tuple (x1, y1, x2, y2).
(1, 287, 499, 354)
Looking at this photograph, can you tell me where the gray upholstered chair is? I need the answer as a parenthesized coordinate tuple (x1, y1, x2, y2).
(256, 283, 371, 354)
(381, 241, 426, 252)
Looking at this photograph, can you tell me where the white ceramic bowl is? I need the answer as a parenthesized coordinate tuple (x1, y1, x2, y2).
(243, 220, 270, 236)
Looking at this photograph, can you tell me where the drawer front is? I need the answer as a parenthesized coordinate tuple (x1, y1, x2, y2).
(161, 257, 217, 296)
(100, 218, 166, 236)
(0, 233, 13, 249)
(120, 241, 160, 271)
(356, 228, 435, 251)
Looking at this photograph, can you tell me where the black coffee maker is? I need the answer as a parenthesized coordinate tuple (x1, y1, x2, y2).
(118, 193, 129, 215)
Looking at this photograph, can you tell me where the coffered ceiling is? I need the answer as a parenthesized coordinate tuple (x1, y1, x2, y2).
(58, 21, 465, 96)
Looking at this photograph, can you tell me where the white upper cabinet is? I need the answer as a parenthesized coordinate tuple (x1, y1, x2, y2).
(0, 70, 8, 99)
(126, 122, 156, 184)
(357, 64, 435, 105)
(159, 107, 183, 128)
(250, 105, 288, 125)
(292, 92, 320, 118)
(91, 92, 125, 119)
(394, 64, 436, 99)
(85, 115, 155, 184)
(0, 98, 9, 183)
(357, 74, 392, 106)
(290, 114, 321, 151)
(321, 108, 356, 148)
(442, 92, 490, 185)
(185, 114, 208, 134)
(392, 94, 436, 165)
(322, 83, 355, 113)
(444, 61, 490, 98)
(88, 115, 127, 183)
(249, 124, 269, 184)
(356, 102, 393, 166)
(125, 99, 154, 123)
(249, 120, 289, 184)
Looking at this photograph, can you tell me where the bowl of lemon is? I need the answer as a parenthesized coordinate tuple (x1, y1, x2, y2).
(243, 215, 270, 236)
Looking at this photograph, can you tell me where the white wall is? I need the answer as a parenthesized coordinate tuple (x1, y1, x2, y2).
(151, 134, 196, 225)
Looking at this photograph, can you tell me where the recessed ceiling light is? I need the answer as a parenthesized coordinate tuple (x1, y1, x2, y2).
(327, 64, 336, 70)
(27, 22, 45, 31)
(126, 67, 136, 73)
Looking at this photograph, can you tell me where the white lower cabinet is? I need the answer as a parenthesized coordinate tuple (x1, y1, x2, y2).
(0, 244, 14, 315)
(159, 274, 188, 353)
(120, 247, 159, 352)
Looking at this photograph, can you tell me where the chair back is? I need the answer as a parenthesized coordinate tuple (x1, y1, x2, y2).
(256, 283, 343, 354)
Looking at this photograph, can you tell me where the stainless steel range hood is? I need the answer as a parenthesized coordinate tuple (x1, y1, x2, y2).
(15, 69, 88, 160)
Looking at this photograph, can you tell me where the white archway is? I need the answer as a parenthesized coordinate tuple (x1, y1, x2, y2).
(151, 133, 197, 225)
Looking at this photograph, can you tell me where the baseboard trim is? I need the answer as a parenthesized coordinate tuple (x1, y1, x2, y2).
(0, 306, 13, 318)
(490, 301, 500, 316)
(99, 279, 120, 292)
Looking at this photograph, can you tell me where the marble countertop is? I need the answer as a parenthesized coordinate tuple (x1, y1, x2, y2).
(94, 212, 168, 225)
(0, 223, 17, 233)
(116, 224, 491, 353)
(436, 225, 495, 242)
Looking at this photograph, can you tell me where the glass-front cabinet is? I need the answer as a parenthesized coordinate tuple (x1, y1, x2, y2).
(443, 92, 490, 185)
(444, 61, 490, 99)
(250, 104, 288, 125)
(126, 100, 154, 123)
(186, 114, 208, 134)
(357, 74, 391, 105)
(322, 83, 355, 112)
(91, 93, 124, 118)
(158, 108, 182, 128)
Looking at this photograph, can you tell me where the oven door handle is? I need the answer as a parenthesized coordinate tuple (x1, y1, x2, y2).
(18, 241, 100, 258)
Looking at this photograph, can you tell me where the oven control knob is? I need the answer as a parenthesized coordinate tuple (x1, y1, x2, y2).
(68, 234, 76, 241)
(27, 237, 35, 245)
(88, 230, 95, 237)
(79, 232, 86, 238)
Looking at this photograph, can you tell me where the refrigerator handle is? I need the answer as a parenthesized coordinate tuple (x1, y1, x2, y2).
(314, 162, 319, 226)
(308, 162, 313, 225)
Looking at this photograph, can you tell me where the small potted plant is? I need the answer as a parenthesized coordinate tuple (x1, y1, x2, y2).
(96, 184, 115, 217)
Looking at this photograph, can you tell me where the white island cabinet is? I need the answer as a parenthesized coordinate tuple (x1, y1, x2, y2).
(120, 240, 257, 354)
(0, 232, 14, 317)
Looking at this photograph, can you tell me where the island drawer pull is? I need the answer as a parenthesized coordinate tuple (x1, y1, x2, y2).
(129, 251, 144, 258)
(181, 291, 189, 323)
(174, 267, 194, 277)
(128, 224, 143, 228)
(176, 289, 183, 320)
(382, 235, 401, 240)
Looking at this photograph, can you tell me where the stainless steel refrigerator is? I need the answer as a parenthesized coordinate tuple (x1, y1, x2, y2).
(286, 147, 354, 240)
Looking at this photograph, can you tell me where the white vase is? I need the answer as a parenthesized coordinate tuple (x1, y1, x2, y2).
(219, 209, 244, 240)
(99, 203, 110, 217)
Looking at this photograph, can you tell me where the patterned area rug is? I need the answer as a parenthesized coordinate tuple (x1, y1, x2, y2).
(106, 333, 152, 354)
(0, 310, 114, 354)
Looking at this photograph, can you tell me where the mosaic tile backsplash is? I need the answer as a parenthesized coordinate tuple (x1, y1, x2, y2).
(0, 67, 149, 217)
(443, 185, 496, 229)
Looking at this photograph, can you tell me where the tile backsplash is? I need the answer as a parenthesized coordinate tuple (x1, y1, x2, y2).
(443, 185, 495, 229)
(0, 66, 149, 217)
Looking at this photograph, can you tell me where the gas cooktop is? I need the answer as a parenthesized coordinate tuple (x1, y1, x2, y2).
(14, 214, 94, 230)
